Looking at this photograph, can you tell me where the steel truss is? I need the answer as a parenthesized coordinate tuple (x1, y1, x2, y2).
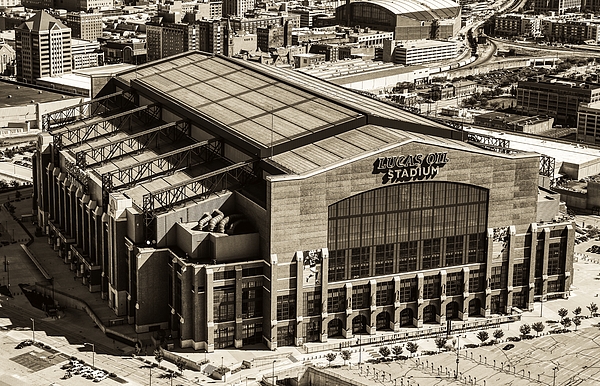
(43, 91, 135, 132)
(75, 121, 191, 168)
(65, 159, 89, 194)
(142, 161, 257, 240)
(101, 138, 222, 192)
(466, 132, 512, 154)
(539, 154, 555, 178)
(53, 104, 161, 150)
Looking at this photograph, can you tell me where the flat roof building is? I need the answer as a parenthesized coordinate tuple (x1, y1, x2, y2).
(392, 40, 458, 65)
(516, 77, 600, 128)
(35, 52, 574, 352)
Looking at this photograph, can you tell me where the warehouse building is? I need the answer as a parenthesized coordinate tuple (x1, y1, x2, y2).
(34, 52, 573, 352)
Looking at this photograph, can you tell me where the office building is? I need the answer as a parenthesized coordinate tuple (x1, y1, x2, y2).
(223, 0, 254, 17)
(534, 0, 580, 15)
(392, 40, 458, 65)
(516, 77, 600, 127)
(146, 21, 200, 61)
(35, 52, 573, 352)
(66, 11, 103, 41)
(15, 11, 72, 84)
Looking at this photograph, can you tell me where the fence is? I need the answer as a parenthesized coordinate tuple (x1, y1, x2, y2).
(302, 314, 522, 354)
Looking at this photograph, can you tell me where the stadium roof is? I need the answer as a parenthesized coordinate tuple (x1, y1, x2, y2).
(355, 0, 460, 20)
(116, 52, 460, 159)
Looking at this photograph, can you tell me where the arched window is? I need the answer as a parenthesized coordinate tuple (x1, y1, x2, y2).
(328, 182, 488, 282)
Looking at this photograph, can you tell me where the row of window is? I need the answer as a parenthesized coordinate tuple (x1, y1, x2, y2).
(328, 234, 486, 282)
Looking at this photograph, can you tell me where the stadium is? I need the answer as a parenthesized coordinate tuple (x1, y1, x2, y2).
(335, 0, 462, 41)
(34, 52, 573, 352)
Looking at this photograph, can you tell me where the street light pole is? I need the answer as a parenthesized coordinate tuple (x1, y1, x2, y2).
(455, 335, 460, 379)
(30, 318, 34, 343)
(359, 334, 362, 366)
(553, 366, 558, 386)
(84, 342, 95, 368)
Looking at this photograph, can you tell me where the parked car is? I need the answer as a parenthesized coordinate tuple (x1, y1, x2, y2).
(94, 373, 108, 382)
(503, 344, 515, 350)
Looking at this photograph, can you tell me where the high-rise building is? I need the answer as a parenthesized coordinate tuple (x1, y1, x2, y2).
(15, 11, 72, 84)
(256, 23, 291, 52)
(222, 0, 255, 17)
(534, 0, 580, 15)
(146, 20, 200, 62)
(66, 11, 103, 41)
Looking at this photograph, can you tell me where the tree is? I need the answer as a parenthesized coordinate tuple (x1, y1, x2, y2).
(558, 308, 568, 321)
(476, 331, 489, 345)
(520, 324, 531, 338)
(325, 352, 337, 367)
(435, 337, 448, 352)
(573, 306, 582, 319)
(406, 342, 419, 357)
(340, 350, 351, 366)
(379, 346, 391, 359)
(154, 348, 163, 367)
(532, 321, 545, 336)
(493, 329, 504, 341)
(175, 358, 186, 374)
(573, 317, 582, 331)
(588, 302, 599, 318)
(561, 317, 572, 330)
(392, 345, 403, 358)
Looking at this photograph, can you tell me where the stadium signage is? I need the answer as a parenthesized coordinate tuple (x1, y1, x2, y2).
(374, 152, 449, 184)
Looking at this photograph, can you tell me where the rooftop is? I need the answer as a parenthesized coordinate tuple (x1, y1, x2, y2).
(0, 80, 76, 108)
(352, 0, 460, 20)
(465, 127, 600, 165)
(116, 52, 457, 158)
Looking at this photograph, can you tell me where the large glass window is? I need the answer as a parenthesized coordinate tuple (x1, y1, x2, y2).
(327, 287, 346, 313)
(446, 272, 462, 296)
(328, 182, 489, 281)
(352, 284, 370, 309)
(399, 278, 417, 302)
(277, 295, 296, 321)
(469, 269, 484, 292)
(214, 286, 235, 322)
(376, 281, 394, 306)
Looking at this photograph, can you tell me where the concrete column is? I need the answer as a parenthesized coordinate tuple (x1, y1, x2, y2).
(393, 276, 401, 332)
(564, 224, 575, 297)
(484, 228, 494, 317)
(205, 268, 215, 353)
(320, 249, 329, 343)
(416, 273, 424, 328)
(343, 282, 353, 339)
(295, 251, 304, 347)
(234, 265, 243, 348)
(527, 223, 538, 311)
(505, 226, 516, 314)
(439, 270, 447, 325)
(367, 279, 377, 334)
(269, 254, 278, 351)
(541, 228, 550, 296)
(462, 267, 470, 320)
